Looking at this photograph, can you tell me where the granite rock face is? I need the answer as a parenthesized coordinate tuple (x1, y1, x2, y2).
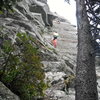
(0, 82, 20, 100)
(43, 18, 77, 100)
(0, 0, 77, 100)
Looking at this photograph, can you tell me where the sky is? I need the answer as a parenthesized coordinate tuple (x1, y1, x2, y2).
(47, 0, 77, 25)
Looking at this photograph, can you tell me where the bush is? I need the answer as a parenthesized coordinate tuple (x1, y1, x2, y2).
(0, 0, 21, 11)
(0, 33, 47, 100)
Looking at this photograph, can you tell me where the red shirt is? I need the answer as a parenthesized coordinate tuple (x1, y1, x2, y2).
(52, 39, 57, 48)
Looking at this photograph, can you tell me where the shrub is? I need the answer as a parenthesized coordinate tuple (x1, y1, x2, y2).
(0, 33, 47, 100)
(0, 0, 21, 11)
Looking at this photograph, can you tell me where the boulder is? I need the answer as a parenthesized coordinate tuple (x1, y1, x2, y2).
(0, 82, 20, 100)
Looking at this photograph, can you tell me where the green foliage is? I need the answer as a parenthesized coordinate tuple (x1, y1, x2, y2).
(64, 75, 75, 94)
(64, 75, 75, 85)
(3, 40, 14, 53)
(0, 33, 47, 100)
(0, 10, 3, 14)
(0, 0, 22, 12)
(64, 75, 75, 89)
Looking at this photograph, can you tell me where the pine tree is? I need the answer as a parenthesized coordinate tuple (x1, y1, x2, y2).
(65, 0, 99, 100)
(75, 0, 99, 100)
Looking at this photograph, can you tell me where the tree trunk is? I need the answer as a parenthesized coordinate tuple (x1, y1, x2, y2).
(75, 0, 98, 100)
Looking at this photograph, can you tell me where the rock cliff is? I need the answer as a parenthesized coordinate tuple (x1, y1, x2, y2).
(0, 0, 77, 100)
(0, 82, 20, 100)
(43, 18, 77, 100)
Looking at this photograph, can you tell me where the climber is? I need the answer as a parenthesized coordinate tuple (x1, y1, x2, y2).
(51, 32, 59, 48)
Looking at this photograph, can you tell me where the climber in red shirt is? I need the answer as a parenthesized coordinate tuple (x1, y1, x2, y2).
(51, 32, 59, 48)
(52, 37, 57, 48)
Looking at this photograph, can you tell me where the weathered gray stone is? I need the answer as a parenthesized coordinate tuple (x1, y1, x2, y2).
(0, 0, 77, 100)
(0, 82, 20, 100)
(37, 0, 47, 4)
(42, 61, 74, 74)
(42, 16, 77, 100)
